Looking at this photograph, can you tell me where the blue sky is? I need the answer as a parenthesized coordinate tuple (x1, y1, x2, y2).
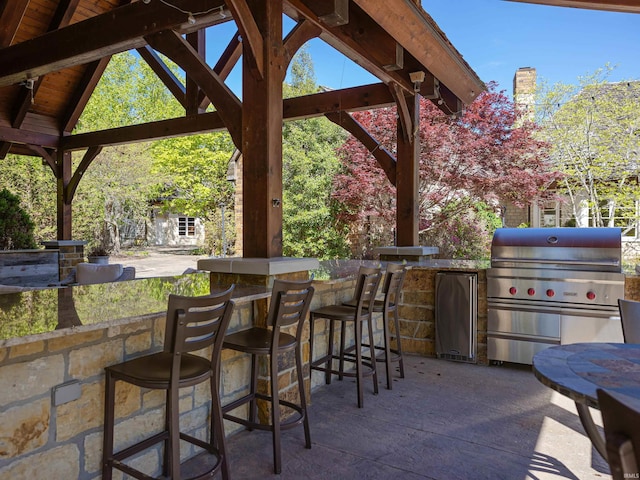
(207, 1, 639, 98)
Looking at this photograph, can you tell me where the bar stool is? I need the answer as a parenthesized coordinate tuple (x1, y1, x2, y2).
(102, 287, 235, 480)
(618, 299, 640, 343)
(221, 279, 315, 474)
(363, 263, 407, 389)
(309, 267, 382, 408)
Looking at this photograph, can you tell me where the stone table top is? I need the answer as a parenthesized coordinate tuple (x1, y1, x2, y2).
(532, 342, 640, 409)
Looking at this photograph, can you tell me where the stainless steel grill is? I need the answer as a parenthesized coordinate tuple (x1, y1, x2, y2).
(486, 227, 625, 365)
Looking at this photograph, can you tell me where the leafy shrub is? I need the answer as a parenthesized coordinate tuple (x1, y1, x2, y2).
(420, 203, 499, 260)
(0, 189, 38, 250)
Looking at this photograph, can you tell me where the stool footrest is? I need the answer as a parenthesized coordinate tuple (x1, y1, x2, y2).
(359, 343, 403, 363)
(310, 355, 376, 378)
(107, 431, 223, 480)
(111, 431, 168, 463)
(223, 392, 306, 431)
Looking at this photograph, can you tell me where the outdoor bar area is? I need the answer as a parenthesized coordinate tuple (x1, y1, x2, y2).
(3, 255, 640, 478)
(2, 0, 640, 479)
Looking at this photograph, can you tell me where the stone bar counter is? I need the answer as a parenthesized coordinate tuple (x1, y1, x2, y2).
(0, 273, 269, 479)
(2, 258, 637, 478)
(311, 259, 489, 368)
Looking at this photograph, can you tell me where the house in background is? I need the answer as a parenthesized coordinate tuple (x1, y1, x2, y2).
(146, 211, 205, 248)
(119, 208, 206, 249)
(129, 155, 238, 250)
(503, 67, 640, 261)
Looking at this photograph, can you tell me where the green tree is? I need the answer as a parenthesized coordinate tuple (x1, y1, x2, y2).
(77, 52, 182, 132)
(73, 143, 161, 254)
(150, 133, 236, 255)
(0, 188, 37, 249)
(537, 66, 640, 231)
(72, 52, 184, 251)
(0, 155, 56, 243)
(281, 48, 350, 259)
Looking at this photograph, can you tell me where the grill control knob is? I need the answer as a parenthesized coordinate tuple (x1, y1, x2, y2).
(527, 288, 536, 296)
(586, 291, 596, 300)
(546, 289, 555, 297)
(509, 287, 517, 295)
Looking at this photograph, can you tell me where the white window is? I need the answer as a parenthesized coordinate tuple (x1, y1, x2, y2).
(178, 217, 196, 237)
(540, 201, 561, 227)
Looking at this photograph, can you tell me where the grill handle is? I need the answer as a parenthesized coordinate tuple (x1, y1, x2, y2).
(491, 257, 620, 267)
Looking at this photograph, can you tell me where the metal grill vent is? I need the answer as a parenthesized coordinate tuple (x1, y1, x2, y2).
(437, 352, 475, 363)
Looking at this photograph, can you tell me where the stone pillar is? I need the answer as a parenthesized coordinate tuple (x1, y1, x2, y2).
(42, 240, 86, 280)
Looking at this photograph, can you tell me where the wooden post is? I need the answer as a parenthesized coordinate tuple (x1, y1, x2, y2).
(395, 92, 420, 246)
(56, 150, 72, 240)
(241, 0, 284, 258)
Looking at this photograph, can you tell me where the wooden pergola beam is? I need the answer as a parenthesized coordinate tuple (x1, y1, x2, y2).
(390, 82, 413, 144)
(52, 83, 396, 151)
(0, 0, 82, 156)
(61, 57, 112, 133)
(282, 19, 321, 76)
(137, 45, 187, 109)
(353, 0, 484, 104)
(0, 0, 226, 88)
(185, 30, 206, 114)
(283, 82, 395, 120)
(61, 111, 227, 151)
(0, 0, 29, 47)
(25, 145, 56, 174)
(198, 31, 243, 110)
(0, 126, 59, 148)
(66, 146, 103, 203)
(241, 0, 284, 258)
(3, 82, 400, 154)
(144, 29, 243, 148)
(285, 0, 414, 94)
(226, 0, 264, 79)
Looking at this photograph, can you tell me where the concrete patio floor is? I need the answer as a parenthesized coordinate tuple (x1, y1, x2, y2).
(223, 355, 610, 479)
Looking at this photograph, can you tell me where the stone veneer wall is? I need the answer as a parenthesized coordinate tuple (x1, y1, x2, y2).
(0, 301, 255, 479)
(624, 275, 640, 301)
(501, 204, 530, 228)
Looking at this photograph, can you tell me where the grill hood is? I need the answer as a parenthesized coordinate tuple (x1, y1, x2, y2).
(490, 227, 622, 272)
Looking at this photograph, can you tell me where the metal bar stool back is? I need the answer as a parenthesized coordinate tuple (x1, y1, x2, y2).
(221, 279, 315, 474)
(373, 263, 407, 389)
(309, 267, 382, 408)
(102, 286, 236, 480)
(618, 299, 640, 343)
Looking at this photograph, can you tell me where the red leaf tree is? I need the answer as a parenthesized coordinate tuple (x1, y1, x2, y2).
(332, 82, 562, 258)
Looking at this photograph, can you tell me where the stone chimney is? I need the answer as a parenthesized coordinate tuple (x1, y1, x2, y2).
(513, 67, 536, 122)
